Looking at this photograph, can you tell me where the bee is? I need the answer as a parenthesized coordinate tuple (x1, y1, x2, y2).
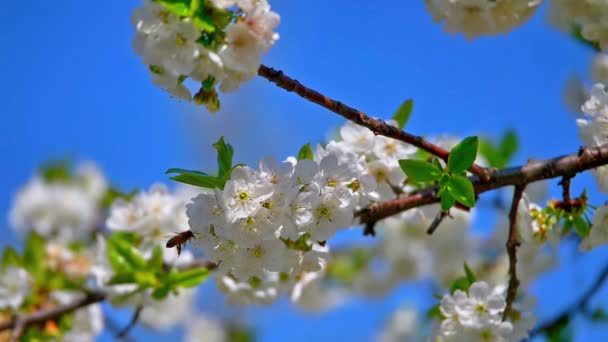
(166, 230, 196, 256)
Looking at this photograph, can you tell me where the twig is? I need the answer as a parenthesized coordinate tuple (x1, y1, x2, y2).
(0, 291, 106, 333)
(357, 144, 608, 225)
(363, 221, 377, 237)
(257, 65, 488, 179)
(117, 305, 143, 339)
(560, 176, 572, 204)
(503, 185, 525, 320)
(0, 257, 217, 336)
(427, 211, 449, 235)
(530, 261, 608, 337)
(105, 313, 137, 342)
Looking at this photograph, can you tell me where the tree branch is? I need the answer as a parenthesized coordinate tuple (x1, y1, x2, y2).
(0, 258, 217, 336)
(0, 291, 107, 334)
(117, 305, 143, 339)
(503, 185, 525, 320)
(257, 64, 488, 179)
(357, 144, 608, 224)
(530, 261, 608, 337)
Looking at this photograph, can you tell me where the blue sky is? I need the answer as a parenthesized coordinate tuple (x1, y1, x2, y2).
(1, 1, 608, 340)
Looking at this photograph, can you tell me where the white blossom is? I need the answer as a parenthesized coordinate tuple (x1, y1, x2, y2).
(9, 162, 106, 243)
(0, 267, 31, 310)
(426, 0, 542, 40)
(436, 281, 516, 342)
(549, 0, 608, 51)
(185, 314, 228, 342)
(580, 203, 608, 250)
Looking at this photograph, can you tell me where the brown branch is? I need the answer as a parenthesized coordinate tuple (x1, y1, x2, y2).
(530, 261, 608, 337)
(257, 64, 488, 179)
(0, 291, 106, 333)
(503, 185, 525, 320)
(357, 144, 608, 224)
(560, 176, 572, 204)
(0, 258, 217, 336)
(427, 211, 449, 235)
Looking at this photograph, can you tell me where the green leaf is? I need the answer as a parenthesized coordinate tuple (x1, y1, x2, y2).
(464, 263, 476, 285)
(166, 168, 209, 176)
(111, 286, 148, 305)
(174, 268, 209, 288)
(446, 175, 476, 208)
(441, 192, 456, 211)
(573, 215, 591, 238)
(1, 247, 22, 270)
(450, 276, 470, 294)
(24, 232, 46, 279)
(40, 159, 72, 183)
(107, 242, 132, 274)
(431, 158, 444, 172)
(478, 140, 499, 168)
(152, 285, 172, 300)
(544, 315, 571, 342)
(590, 307, 608, 321)
(572, 23, 601, 52)
(108, 234, 147, 270)
(147, 246, 164, 271)
(167, 168, 223, 189)
(297, 143, 314, 161)
(107, 273, 137, 285)
(399, 159, 443, 182)
(447, 136, 478, 174)
(498, 130, 518, 167)
(157, 0, 191, 17)
(213, 136, 235, 179)
(427, 304, 443, 319)
(392, 99, 414, 130)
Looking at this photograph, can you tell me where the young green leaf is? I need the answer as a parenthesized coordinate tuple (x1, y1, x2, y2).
(167, 168, 222, 189)
(441, 192, 456, 211)
(498, 130, 518, 166)
(450, 276, 470, 294)
(24, 232, 46, 279)
(1, 247, 22, 270)
(109, 235, 147, 270)
(399, 159, 443, 182)
(464, 263, 476, 285)
(152, 285, 172, 300)
(573, 215, 590, 238)
(174, 268, 209, 288)
(392, 99, 414, 130)
(447, 136, 478, 174)
(157, 0, 191, 17)
(213, 136, 235, 178)
(427, 304, 443, 319)
(147, 246, 164, 271)
(297, 143, 314, 161)
(446, 175, 476, 208)
(107, 273, 137, 286)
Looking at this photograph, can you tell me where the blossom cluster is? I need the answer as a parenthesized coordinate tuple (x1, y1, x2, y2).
(549, 0, 608, 51)
(184, 120, 423, 295)
(9, 162, 107, 243)
(425, 0, 542, 39)
(437, 281, 533, 341)
(131, 0, 279, 110)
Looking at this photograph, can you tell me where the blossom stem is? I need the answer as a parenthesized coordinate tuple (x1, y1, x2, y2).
(256, 64, 488, 179)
